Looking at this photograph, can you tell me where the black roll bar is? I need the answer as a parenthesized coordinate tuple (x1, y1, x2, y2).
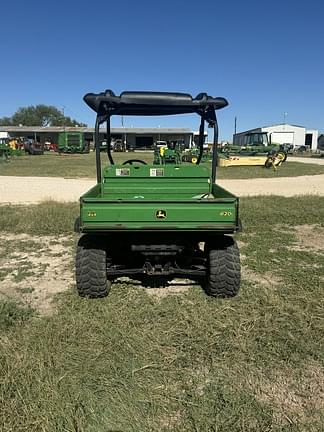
(95, 115, 114, 183)
(93, 96, 221, 186)
(106, 117, 114, 165)
(211, 117, 219, 185)
(95, 117, 101, 184)
(196, 116, 205, 165)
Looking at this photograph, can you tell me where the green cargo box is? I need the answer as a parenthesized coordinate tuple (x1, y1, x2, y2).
(80, 164, 239, 233)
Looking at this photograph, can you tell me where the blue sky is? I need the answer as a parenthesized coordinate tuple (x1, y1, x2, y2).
(1, 0, 323, 140)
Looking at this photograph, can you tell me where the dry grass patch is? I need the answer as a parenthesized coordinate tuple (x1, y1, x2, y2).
(0, 233, 74, 314)
(247, 362, 324, 427)
(292, 224, 324, 252)
(242, 267, 282, 287)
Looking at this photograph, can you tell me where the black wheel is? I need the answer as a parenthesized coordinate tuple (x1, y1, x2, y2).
(205, 236, 241, 298)
(75, 235, 111, 298)
(73, 217, 80, 233)
(264, 156, 273, 168)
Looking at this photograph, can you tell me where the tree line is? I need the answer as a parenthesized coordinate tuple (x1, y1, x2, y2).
(0, 105, 86, 127)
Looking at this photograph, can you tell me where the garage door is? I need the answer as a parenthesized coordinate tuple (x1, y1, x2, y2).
(270, 132, 294, 145)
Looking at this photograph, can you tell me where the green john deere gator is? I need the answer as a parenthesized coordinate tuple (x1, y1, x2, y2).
(76, 90, 241, 298)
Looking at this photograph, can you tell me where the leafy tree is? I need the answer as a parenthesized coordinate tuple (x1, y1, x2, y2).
(0, 105, 86, 127)
(0, 117, 12, 126)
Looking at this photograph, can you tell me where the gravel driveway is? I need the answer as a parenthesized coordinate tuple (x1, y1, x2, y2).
(1, 174, 324, 204)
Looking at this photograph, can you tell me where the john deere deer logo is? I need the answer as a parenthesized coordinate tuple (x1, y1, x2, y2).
(156, 210, 167, 219)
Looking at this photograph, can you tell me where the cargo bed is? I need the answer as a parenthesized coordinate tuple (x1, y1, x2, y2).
(80, 165, 239, 233)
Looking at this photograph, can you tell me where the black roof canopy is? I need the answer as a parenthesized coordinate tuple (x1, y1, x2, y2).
(84, 90, 228, 124)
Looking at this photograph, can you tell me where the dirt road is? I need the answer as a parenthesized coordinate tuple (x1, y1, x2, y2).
(1, 174, 323, 204)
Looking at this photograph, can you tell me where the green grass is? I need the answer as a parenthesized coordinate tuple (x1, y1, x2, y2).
(0, 300, 33, 331)
(0, 197, 324, 431)
(1, 151, 324, 179)
(0, 201, 78, 235)
(0, 152, 152, 178)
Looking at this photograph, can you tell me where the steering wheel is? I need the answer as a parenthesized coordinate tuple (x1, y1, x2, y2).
(122, 159, 147, 165)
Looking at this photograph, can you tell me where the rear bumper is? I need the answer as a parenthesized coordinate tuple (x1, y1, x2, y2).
(80, 223, 240, 234)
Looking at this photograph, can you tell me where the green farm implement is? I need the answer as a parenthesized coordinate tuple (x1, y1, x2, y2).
(76, 90, 241, 298)
(58, 131, 90, 154)
(0, 139, 11, 162)
(218, 149, 286, 169)
(220, 132, 289, 168)
(0, 138, 24, 161)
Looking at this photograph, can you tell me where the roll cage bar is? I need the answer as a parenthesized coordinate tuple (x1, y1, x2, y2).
(83, 90, 228, 185)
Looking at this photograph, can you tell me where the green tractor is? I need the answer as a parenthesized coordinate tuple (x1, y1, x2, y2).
(75, 90, 241, 298)
(0, 138, 11, 162)
(182, 146, 212, 164)
(153, 141, 182, 165)
(58, 131, 90, 154)
(0, 138, 24, 161)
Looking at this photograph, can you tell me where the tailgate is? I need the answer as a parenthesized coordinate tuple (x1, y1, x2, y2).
(80, 199, 238, 231)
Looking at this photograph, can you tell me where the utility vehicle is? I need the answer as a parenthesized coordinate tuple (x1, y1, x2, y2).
(76, 90, 241, 298)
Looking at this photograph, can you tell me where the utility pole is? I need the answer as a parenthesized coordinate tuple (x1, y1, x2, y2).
(234, 116, 237, 135)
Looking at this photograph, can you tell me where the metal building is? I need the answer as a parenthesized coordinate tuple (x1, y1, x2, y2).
(0, 126, 195, 149)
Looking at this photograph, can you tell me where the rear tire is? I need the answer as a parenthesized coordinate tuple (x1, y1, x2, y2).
(205, 236, 241, 298)
(75, 235, 111, 298)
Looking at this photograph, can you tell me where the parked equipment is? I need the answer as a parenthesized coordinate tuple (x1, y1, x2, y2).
(1, 137, 25, 159)
(75, 90, 241, 299)
(182, 146, 212, 164)
(0, 138, 11, 161)
(58, 132, 90, 154)
(219, 138, 288, 168)
(153, 141, 182, 165)
(113, 139, 125, 152)
(23, 138, 44, 155)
